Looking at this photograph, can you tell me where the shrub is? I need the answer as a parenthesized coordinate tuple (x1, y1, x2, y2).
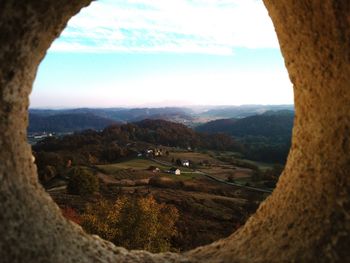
(67, 167, 99, 196)
(81, 196, 179, 252)
(61, 206, 81, 224)
(39, 165, 57, 184)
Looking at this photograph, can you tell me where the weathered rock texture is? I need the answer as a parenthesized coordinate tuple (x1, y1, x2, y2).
(0, 0, 349, 262)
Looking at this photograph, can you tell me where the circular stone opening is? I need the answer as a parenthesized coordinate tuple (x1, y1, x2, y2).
(30, 0, 293, 254)
(1, 1, 349, 262)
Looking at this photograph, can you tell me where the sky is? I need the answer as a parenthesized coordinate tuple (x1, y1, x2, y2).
(30, 0, 293, 108)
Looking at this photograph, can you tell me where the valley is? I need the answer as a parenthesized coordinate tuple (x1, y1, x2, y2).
(48, 149, 270, 251)
(30, 106, 291, 252)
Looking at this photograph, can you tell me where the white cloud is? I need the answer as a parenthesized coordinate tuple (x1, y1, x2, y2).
(50, 0, 279, 54)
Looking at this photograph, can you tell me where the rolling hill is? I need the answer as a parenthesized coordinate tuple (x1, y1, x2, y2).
(196, 110, 294, 139)
(199, 105, 294, 119)
(29, 107, 195, 126)
(29, 105, 295, 129)
(196, 111, 294, 163)
(29, 113, 119, 133)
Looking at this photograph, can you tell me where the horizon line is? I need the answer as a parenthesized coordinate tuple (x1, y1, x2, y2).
(29, 103, 295, 110)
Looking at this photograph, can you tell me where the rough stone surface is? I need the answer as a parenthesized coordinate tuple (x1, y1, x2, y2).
(0, 0, 349, 262)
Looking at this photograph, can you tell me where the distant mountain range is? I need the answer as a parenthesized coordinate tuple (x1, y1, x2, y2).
(29, 107, 195, 130)
(29, 108, 295, 163)
(28, 105, 294, 133)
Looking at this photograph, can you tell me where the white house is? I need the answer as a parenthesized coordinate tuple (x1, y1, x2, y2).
(169, 167, 181, 175)
(146, 149, 153, 154)
(181, 160, 190, 167)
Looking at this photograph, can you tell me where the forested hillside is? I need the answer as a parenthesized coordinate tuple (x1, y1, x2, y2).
(196, 110, 294, 139)
(33, 119, 242, 170)
(29, 113, 118, 133)
(196, 111, 294, 163)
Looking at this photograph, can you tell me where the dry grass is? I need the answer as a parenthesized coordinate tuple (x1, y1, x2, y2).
(97, 159, 169, 172)
(167, 151, 221, 164)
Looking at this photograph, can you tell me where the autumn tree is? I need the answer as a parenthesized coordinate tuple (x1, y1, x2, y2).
(81, 196, 179, 252)
(67, 167, 99, 196)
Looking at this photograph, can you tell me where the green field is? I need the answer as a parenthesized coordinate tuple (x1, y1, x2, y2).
(210, 151, 275, 170)
(97, 158, 193, 173)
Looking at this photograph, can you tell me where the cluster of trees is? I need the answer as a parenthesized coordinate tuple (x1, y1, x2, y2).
(105, 119, 242, 151)
(61, 195, 179, 252)
(67, 167, 99, 196)
(34, 151, 69, 184)
(239, 136, 291, 163)
(80, 196, 179, 252)
(251, 164, 284, 188)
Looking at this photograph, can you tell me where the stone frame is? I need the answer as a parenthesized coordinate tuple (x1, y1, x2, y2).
(0, 1, 349, 262)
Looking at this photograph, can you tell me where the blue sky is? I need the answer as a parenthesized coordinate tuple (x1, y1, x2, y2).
(31, 0, 293, 108)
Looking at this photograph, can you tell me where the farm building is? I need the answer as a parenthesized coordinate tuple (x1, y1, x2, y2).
(181, 160, 190, 167)
(169, 167, 181, 175)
